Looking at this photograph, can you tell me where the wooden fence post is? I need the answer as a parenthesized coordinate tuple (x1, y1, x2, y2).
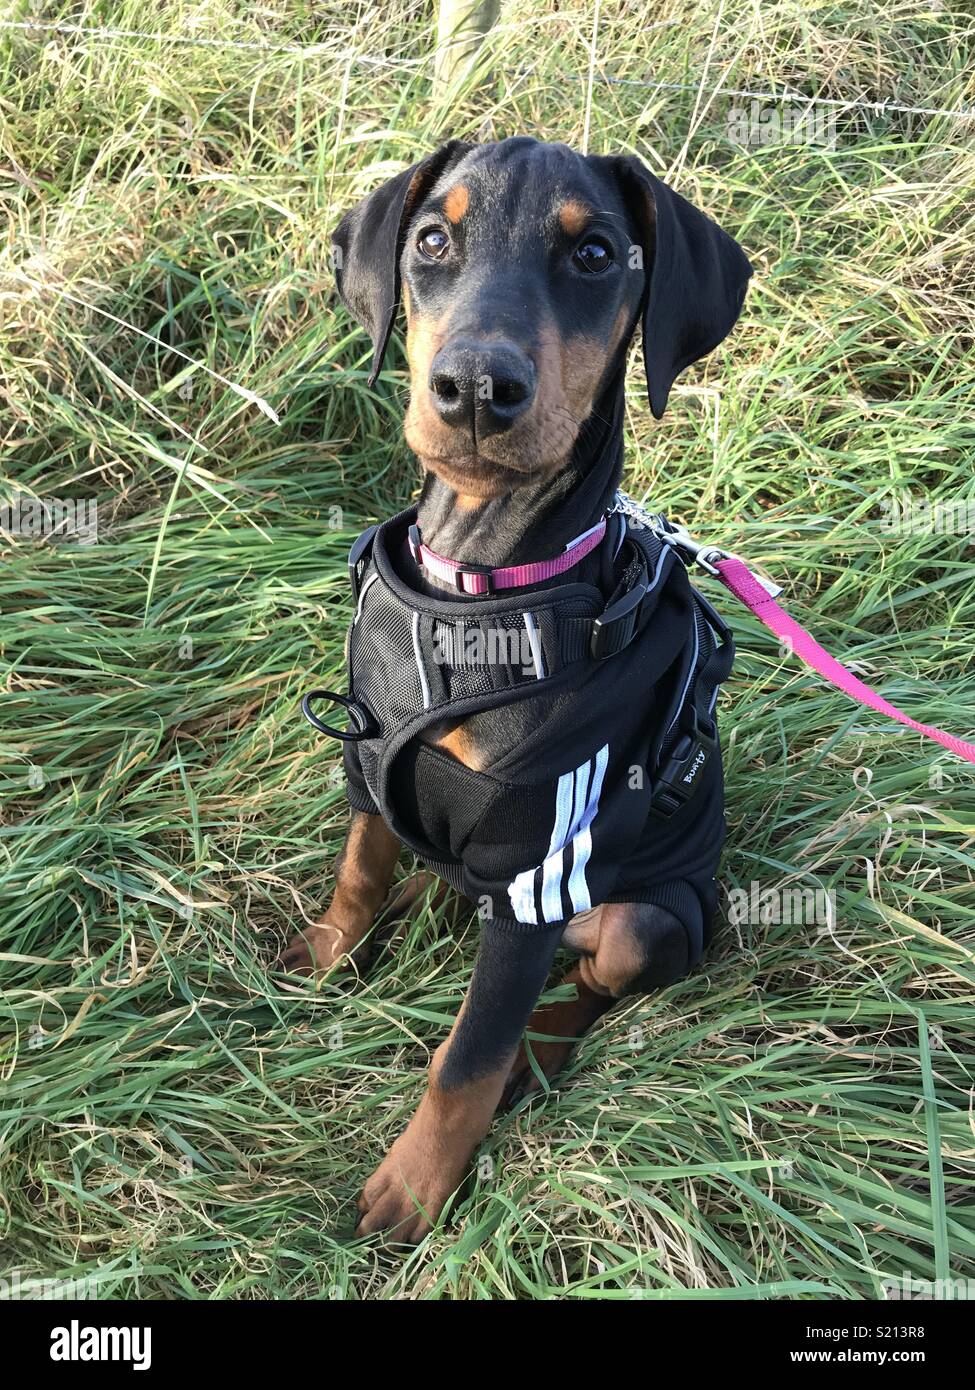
(433, 0, 500, 99)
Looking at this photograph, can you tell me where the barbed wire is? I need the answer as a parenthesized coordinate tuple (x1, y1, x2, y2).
(1, 17, 973, 120)
(601, 76, 975, 121)
(0, 18, 425, 66)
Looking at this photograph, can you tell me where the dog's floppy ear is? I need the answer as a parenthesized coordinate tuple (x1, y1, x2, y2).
(614, 157, 752, 419)
(331, 140, 472, 385)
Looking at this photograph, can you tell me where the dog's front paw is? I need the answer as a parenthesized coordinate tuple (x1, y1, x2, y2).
(355, 1119, 468, 1245)
(278, 921, 360, 977)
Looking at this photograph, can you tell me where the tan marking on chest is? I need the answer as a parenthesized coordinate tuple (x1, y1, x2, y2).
(437, 722, 482, 770)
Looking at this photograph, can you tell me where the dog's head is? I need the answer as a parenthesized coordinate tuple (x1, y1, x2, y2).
(332, 137, 751, 499)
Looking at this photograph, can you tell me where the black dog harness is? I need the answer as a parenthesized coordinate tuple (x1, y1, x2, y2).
(303, 494, 735, 941)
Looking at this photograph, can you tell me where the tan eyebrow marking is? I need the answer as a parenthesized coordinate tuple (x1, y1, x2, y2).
(558, 199, 592, 236)
(443, 184, 470, 223)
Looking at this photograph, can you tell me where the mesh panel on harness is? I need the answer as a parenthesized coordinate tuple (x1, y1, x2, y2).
(349, 575, 426, 725)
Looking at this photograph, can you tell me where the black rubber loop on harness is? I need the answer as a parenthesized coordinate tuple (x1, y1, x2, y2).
(301, 689, 376, 742)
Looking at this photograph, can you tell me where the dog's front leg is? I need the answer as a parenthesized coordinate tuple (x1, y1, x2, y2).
(279, 810, 401, 975)
(356, 920, 563, 1243)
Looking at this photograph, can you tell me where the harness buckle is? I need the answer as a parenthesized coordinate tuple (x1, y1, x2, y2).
(349, 525, 378, 603)
(649, 714, 717, 818)
(452, 563, 495, 595)
(409, 523, 495, 593)
(590, 576, 649, 659)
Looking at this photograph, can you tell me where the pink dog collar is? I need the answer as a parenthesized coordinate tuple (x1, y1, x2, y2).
(408, 517, 608, 595)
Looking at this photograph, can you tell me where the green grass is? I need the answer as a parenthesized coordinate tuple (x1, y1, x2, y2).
(1, 0, 974, 1299)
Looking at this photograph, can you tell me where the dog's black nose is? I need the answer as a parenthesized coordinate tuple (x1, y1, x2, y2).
(429, 340, 536, 436)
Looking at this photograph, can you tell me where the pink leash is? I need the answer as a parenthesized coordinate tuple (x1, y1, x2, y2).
(408, 494, 975, 765)
(713, 554, 975, 765)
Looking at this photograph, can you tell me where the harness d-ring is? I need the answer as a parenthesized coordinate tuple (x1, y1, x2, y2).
(300, 689, 375, 741)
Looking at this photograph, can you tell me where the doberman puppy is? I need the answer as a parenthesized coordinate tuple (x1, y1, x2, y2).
(282, 137, 751, 1243)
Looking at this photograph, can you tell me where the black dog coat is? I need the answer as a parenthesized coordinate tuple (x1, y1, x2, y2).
(336, 496, 734, 960)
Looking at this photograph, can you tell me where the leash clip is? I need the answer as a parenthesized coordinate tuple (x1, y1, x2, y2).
(657, 519, 728, 576)
(658, 518, 784, 596)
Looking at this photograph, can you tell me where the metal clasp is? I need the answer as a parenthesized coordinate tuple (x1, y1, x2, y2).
(657, 521, 728, 576)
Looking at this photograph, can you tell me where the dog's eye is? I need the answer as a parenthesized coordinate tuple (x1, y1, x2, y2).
(573, 238, 613, 274)
(417, 227, 450, 261)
